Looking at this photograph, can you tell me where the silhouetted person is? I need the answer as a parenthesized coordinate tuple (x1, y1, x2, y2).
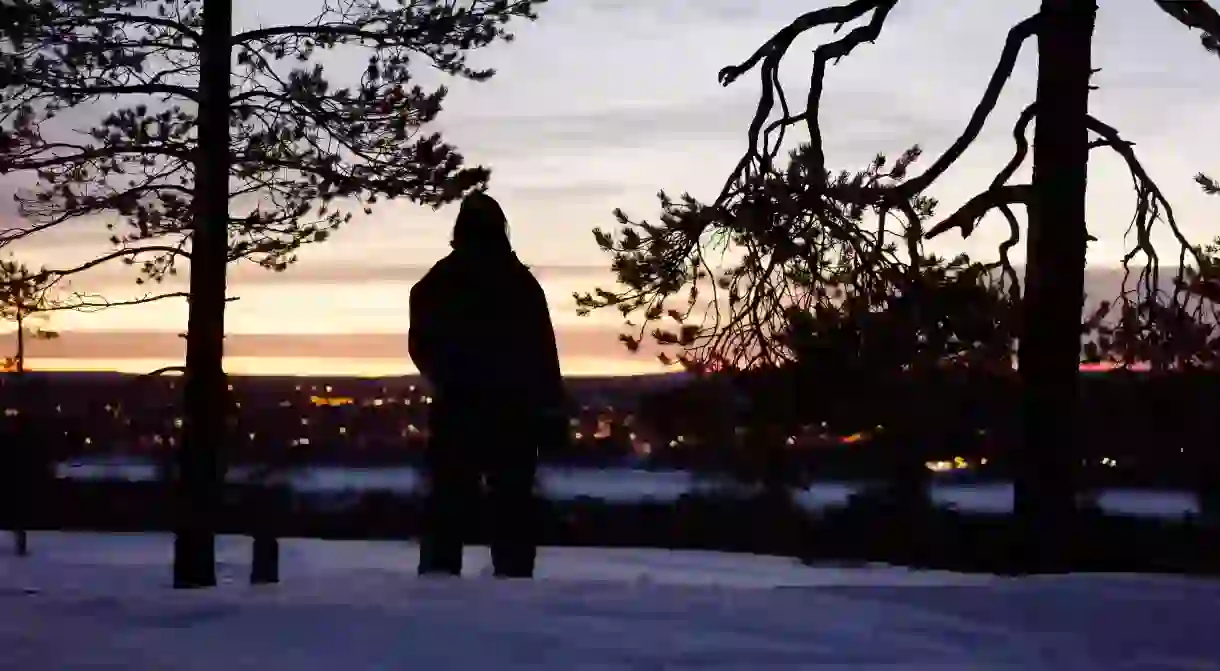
(409, 192, 566, 578)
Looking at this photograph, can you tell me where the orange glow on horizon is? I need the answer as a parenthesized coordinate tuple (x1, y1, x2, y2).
(12, 356, 681, 378)
(0, 356, 1170, 377)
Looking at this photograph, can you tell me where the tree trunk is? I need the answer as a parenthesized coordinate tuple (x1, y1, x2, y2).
(12, 310, 27, 556)
(173, 0, 232, 589)
(250, 485, 282, 585)
(14, 311, 23, 374)
(1016, 0, 1096, 573)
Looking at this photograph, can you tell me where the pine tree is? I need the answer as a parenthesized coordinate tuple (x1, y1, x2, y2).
(578, 0, 1216, 572)
(0, 256, 59, 557)
(1, 0, 545, 587)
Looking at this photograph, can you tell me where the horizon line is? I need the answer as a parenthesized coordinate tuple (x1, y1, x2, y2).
(3, 362, 683, 380)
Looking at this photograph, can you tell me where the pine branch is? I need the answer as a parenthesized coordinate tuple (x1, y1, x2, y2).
(43, 83, 197, 101)
(2, 0, 542, 310)
(73, 12, 202, 42)
(2, 142, 190, 172)
(29, 246, 191, 284)
(40, 291, 239, 313)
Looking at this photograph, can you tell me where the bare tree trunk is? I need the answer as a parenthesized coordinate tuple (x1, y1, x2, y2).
(1016, 0, 1096, 573)
(173, 0, 232, 589)
(14, 310, 23, 374)
(12, 310, 27, 557)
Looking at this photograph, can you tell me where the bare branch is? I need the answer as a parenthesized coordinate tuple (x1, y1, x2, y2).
(717, 0, 891, 88)
(141, 365, 186, 378)
(85, 12, 202, 42)
(803, 1, 900, 181)
(43, 83, 197, 101)
(0, 246, 192, 290)
(900, 15, 1041, 196)
(1085, 115, 1201, 265)
(925, 185, 1032, 239)
(2, 142, 190, 172)
(1154, 0, 1220, 35)
(40, 291, 240, 313)
(995, 203, 1023, 303)
(924, 103, 1037, 242)
(1154, 0, 1220, 56)
(715, 0, 897, 200)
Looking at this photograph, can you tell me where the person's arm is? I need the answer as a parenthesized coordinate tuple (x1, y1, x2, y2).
(521, 275, 572, 459)
(408, 281, 438, 383)
(526, 275, 565, 409)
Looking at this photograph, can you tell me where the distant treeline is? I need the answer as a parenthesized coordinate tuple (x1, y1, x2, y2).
(638, 370, 1220, 490)
(1, 371, 1217, 489)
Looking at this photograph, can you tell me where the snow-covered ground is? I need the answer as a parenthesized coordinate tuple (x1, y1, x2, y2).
(2, 533, 1218, 669)
(54, 458, 1204, 518)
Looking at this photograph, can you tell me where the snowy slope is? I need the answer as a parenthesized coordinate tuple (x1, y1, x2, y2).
(2, 533, 1219, 670)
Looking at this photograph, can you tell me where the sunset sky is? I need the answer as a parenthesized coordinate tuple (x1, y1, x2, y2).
(2, 0, 1218, 376)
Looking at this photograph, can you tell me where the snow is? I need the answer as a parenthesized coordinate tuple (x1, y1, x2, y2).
(932, 482, 1019, 514)
(1094, 489, 1201, 518)
(3, 533, 1219, 669)
(542, 467, 694, 503)
(930, 482, 1203, 518)
(54, 458, 1205, 518)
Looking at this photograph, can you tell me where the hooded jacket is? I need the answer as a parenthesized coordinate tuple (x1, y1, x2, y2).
(408, 246, 565, 418)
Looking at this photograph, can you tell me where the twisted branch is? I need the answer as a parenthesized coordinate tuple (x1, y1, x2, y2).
(924, 185, 1032, 240)
(1154, 0, 1220, 49)
(715, 0, 898, 202)
(895, 16, 1041, 199)
(591, 0, 1220, 374)
(1081, 115, 1217, 370)
(583, 1, 1045, 371)
(39, 291, 240, 313)
(141, 366, 186, 378)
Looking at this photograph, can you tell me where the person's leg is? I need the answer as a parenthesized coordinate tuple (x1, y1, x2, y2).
(418, 415, 478, 576)
(486, 433, 540, 578)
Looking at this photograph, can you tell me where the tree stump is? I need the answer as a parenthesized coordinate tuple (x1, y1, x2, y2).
(250, 532, 279, 584)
